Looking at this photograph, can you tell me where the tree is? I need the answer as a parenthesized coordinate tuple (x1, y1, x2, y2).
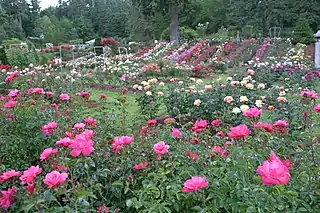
(292, 19, 315, 45)
(133, 0, 189, 43)
(73, 17, 96, 41)
(35, 15, 57, 43)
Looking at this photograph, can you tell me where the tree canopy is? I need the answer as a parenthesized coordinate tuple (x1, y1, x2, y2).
(0, 0, 318, 44)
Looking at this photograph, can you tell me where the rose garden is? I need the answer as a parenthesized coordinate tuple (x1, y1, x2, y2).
(0, 1, 320, 212)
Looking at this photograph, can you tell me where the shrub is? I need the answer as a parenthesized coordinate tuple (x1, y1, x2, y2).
(5, 47, 37, 68)
(2, 38, 22, 49)
(0, 46, 8, 64)
(292, 19, 315, 45)
(161, 27, 199, 41)
(69, 39, 84, 45)
(40, 55, 49, 65)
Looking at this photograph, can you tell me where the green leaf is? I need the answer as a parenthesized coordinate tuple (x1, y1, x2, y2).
(164, 207, 172, 213)
(126, 198, 134, 208)
(43, 190, 57, 202)
(112, 180, 124, 187)
(297, 207, 308, 212)
(21, 202, 35, 212)
(74, 190, 89, 198)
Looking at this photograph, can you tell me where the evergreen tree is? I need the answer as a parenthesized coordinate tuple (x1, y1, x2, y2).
(292, 19, 315, 45)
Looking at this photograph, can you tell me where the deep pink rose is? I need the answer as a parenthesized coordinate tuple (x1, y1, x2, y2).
(228, 124, 251, 139)
(257, 152, 291, 186)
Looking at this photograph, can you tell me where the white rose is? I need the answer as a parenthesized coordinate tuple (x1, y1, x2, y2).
(240, 96, 249, 102)
(232, 107, 241, 114)
(240, 105, 250, 112)
(194, 99, 201, 106)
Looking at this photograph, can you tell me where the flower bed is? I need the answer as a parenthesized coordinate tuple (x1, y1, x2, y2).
(0, 38, 319, 212)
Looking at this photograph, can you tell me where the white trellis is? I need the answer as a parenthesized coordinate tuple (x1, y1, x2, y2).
(269, 27, 281, 39)
(118, 47, 128, 56)
(10, 43, 28, 49)
(242, 25, 253, 38)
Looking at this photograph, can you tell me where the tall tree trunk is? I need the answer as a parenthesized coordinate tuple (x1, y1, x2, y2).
(169, 4, 180, 44)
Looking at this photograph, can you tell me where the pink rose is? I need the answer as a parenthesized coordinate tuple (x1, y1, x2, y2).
(0, 186, 17, 208)
(153, 141, 170, 160)
(243, 107, 262, 117)
(192, 120, 209, 133)
(186, 151, 199, 163)
(73, 123, 86, 130)
(113, 136, 133, 146)
(133, 162, 150, 171)
(99, 93, 108, 99)
(59, 93, 70, 101)
(69, 133, 95, 157)
(257, 152, 291, 186)
(212, 146, 228, 157)
(4, 100, 16, 109)
(253, 122, 273, 133)
(8, 89, 20, 99)
(228, 124, 251, 139)
(5, 71, 19, 83)
(182, 176, 208, 193)
(45, 91, 54, 97)
(211, 119, 222, 128)
(171, 128, 182, 139)
(146, 119, 157, 126)
(314, 104, 320, 113)
(40, 148, 58, 161)
(43, 171, 68, 188)
(76, 91, 90, 100)
(56, 137, 73, 147)
(273, 120, 289, 134)
(0, 170, 21, 183)
(32, 88, 45, 95)
(299, 90, 318, 100)
(85, 117, 97, 128)
(20, 166, 42, 185)
(164, 117, 176, 124)
(41, 122, 58, 136)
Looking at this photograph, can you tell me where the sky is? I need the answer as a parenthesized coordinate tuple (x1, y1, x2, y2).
(40, 0, 59, 9)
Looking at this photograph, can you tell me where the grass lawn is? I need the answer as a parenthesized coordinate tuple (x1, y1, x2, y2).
(82, 72, 235, 123)
(87, 90, 140, 121)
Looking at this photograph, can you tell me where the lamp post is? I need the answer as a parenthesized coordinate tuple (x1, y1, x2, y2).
(315, 30, 320, 70)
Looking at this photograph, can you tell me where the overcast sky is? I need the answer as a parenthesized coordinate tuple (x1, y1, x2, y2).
(40, 0, 58, 9)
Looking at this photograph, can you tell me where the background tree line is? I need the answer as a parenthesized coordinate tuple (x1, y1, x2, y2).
(0, 0, 319, 44)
